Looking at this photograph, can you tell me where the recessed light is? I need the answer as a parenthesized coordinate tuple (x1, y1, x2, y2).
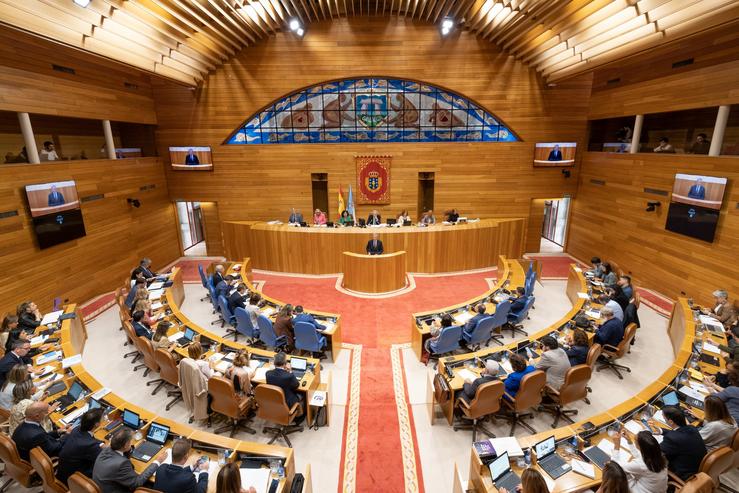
(289, 19, 301, 31)
(73, 0, 91, 7)
(442, 19, 454, 30)
(296, 28, 304, 37)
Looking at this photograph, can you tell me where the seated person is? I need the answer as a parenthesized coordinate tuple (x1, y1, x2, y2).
(688, 133, 710, 155)
(367, 209, 382, 226)
(244, 293, 262, 327)
(504, 353, 535, 399)
(699, 395, 737, 452)
(706, 366, 739, 425)
(273, 305, 295, 347)
(618, 275, 634, 300)
(93, 427, 166, 493)
(338, 209, 354, 226)
(396, 210, 411, 224)
(533, 336, 570, 391)
(16, 301, 41, 333)
(655, 406, 707, 481)
(211, 264, 226, 287)
(0, 340, 33, 388)
(608, 285, 630, 311)
(57, 408, 104, 483)
(598, 293, 624, 321)
(228, 283, 248, 312)
(601, 262, 617, 288)
(653, 137, 675, 153)
(459, 360, 500, 404)
(125, 278, 146, 309)
(12, 401, 69, 461)
(215, 275, 236, 300)
(132, 310, 152, 339)
(153, 438, 209, 493)
(313, 209, 327, 225)
(446, 209, 459, 222)
(420, 210, 436, 225)
(464, 304, 487, 336)
(701, 289, 737, 329)
(589, 256, 604, 278)
(425, 314, 453, 354)
(151, 321, 173, 350)
(265, 352, 304, 423)
(509, 286, 528, 313)
(131, 258, 155, 281)
(288, 209, 304, 224)
(593, 307, 624, 348)
(366, 233, 384, 255)
(565, 328, 590, 366)
(293, 305, 326, 331)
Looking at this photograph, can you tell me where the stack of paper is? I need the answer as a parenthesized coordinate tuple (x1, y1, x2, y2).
(457, 369, 478, 383)
(703, 341, 721, 354)
(261, 307, 276, 317)
(689, 380, 709, 394)
(489, 437, 524, 457)
(148, 282, 165, 290)
(699, 315, 725, 332)
(148, 290, 164, 300)
(151, 301, 163, 311)
(30, 335, 48, 346)
(453, 311, 474, 324)
(239, 468, 271, 493)
(596, 438, 631, 462)
(249, 360, 263, 370)
(571, 459, 595, 479)
(215, 360, 232, 373)
(500, 359, 514, 374)
(41, 310, 64, 326)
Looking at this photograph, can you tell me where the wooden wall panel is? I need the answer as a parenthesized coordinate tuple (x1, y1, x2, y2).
(566, 152, 739, 304)
(154, 18, 592, 247)
(0, 158, 181, 315)
(525, 199, 547, 253)
(200, 202, 224, 256)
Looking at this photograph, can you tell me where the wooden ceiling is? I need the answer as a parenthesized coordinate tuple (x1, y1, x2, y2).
(1, 0, 738, 86)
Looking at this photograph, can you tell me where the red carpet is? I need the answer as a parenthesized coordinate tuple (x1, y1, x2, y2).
(171, 259, 205, 283)
(526, 254, 588, 279)
(258, 270, 495, 492)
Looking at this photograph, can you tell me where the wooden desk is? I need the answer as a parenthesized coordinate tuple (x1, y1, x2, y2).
(341, 251, 407, 293)
(32, 302, 297, 492)
(222, 218, 526, 275)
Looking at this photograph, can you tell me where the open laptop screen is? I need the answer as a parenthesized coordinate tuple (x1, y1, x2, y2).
(290, 357, 307, 371)
(488, 452, 510, 482)
(68, 381, 85, 400)
(184, 327, 196, 341)
(123, 409, 140, 429)
(146, 422, 170, 444)
(534, 436, 556, 459)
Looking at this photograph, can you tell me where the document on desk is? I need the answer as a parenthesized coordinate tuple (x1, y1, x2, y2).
(37, 351, 61, 365)
(624, 419, 645, 435)
(679, 385, 706, 402)
(30, 335, 48, 346)
(577, 292, 590, 299)
(702, 341, 721, 354)
(585, 309, 601, 319)
(571, 459, 595, 479)
(249, 360, 263, 370)
(688, 380, 709, 394)
(310, 391, 327, 407)
(652, 410, 668, 426)
(148, 290, 164, 300)
(62, 354, 82, 368)
(457, 369, 478, 383)
(239, 468, 271, 493)
(41, 310, 65, 326)
(453, 311, 474, 325)
(61, 404, 89, 426)
(699, 316, 724, 332)
(91, 387, 111, 400)
(168, 331, 184, 342)
(151, 301, 163, 311)
(573, 266, 583, 273)
(253, 367, 270, 382)
(261, 307, 276, 317)
(596, 438, 631, 462)
(489, 437, 524, 458)
(500, 359, 514, 374)
(148, 282, 165, 291)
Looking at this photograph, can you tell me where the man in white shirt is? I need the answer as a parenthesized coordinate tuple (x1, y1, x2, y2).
(39, 141, 60, 161)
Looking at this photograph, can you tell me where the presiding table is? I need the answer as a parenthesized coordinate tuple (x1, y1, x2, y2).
(341, 251, 407, 293)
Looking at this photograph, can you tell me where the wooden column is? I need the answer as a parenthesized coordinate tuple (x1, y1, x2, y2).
(17, 112, 39, 164)
(102, 120, 117, 160)
(709, 105, 730, 157)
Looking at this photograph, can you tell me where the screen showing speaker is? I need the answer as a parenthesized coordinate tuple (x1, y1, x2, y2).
(665, 173, 727, 243)
(169, 146, 213, 170)
(24, 180, 86, 249)
(533, 142, 576, 166)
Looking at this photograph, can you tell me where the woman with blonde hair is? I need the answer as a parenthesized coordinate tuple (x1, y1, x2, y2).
(216, 462, 257, 493)
(700, 394, 737, 451)
(9, 380, 54, 434)
(152, 321, 173, 350)
(130, 288, 150, 316)
(0, 364, 30, 409)
(226, 351, 255, 395)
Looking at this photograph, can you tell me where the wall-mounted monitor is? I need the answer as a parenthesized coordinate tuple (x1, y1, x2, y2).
(169, 146, 213, 170)
(24, 180, 86, 249)
(533, 142, 576, 166)
(665, 173, 727, 243)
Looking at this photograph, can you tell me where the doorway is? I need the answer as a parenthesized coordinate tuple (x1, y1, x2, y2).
(311, 173, 329, 220)
(175, 201, 206, 256)
(418, 172, 435, 219)
(541, 198, 570, 252)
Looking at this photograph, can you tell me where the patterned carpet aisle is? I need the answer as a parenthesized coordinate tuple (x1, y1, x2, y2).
(257, 269, 495, 492)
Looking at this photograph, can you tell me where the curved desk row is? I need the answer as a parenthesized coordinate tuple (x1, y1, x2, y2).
(32, 304, 302, 493)
(461, 298, 726, 493)
(221, 218, 526, 275)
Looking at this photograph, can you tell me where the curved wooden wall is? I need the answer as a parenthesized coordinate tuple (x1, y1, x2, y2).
(222, 218, 525, 274)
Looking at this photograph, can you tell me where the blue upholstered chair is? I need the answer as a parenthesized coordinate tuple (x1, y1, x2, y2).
(257, 314, 287, 350)
(506, 296, 535, 337)
(217, 296, 236, 333)
(234, 307, 260, 344)
(294, 321, 327, 357)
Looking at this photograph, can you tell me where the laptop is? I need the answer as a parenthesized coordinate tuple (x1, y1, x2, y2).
(534, 436, 571, 479)
(290, 357, 308, 379)
(177, 327, 196, 346)
(676, 389, 705, 410)
(488, 452, 521, 492)
(55, 381, 86, 409)
(516, 341, 539, 359)
(131, 422, 170, 462)
(661, 390, 679, 407)
(105, 409, 142, 439)
(582, 445, 611, 470)
(387, 218, 396, 225)
(403, 220, 412, 226)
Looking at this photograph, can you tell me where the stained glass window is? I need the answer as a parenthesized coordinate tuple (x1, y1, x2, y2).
(226, 78, 519, 144)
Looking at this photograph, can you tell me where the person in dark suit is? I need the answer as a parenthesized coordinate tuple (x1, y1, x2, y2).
(565, 328, 590, 366)
(463, 304, 488, 339)
(153, 438, 208, 493)
(288, 209, 304, 224)
(657, 406, 707, 480)
(273, 305, 295, 348)
(509, 286, 528, 313)
(365, 233, 384, 255)
(93, 428, 166, 493)
(0, 340, 33, 388)
(593, 307, 624, 348)
(211, 265, 225, 289)
(130, 258, 155, 281)
(228, 283, 248, 313)
(265, 352, 304, 423)
(547, 144, 563, 161)
(367, 209, 382, 226)
(215, 275, 236, 300)
(184, 149, 200, 166)
(16, 301, 42, 333)
(125, 279, 146, 309)
(293, 305, 326, 331)
(12, 401, 69, 461)
(132, 311, 152, 340)
(687, 178, 706, 200)
(459, 360, 500, 404)
(57, 408, 104, 483)
(47, 185, 65, 207)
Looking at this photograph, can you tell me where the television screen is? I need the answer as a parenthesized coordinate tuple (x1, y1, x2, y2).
(24, 181, 86, 249)
(169, 146, 213, 170)
(665, 173, 727, 243)
(533, 142, 576, 166)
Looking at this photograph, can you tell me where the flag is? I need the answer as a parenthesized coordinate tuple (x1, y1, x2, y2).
(337, 185, 345, 217)
(347, 185, 355, 218)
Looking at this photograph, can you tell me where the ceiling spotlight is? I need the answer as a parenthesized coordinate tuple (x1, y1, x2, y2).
(289, 19, 301, 31)
(73, 0, 91, 6)
(296, 28, 304, 36)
